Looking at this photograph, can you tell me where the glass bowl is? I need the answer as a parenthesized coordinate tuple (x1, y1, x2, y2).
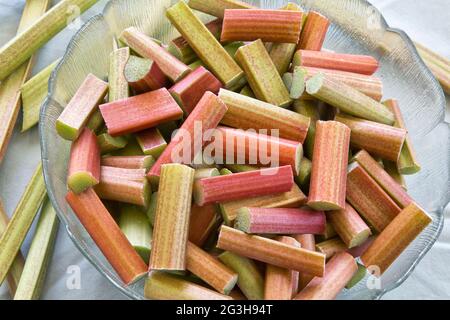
(40, 0, 449, 300)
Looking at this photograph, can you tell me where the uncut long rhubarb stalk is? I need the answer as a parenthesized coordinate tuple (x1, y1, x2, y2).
(346, 162, 401, 233)
(169, 66, 222, 115)
(294, 252, 357, 300)
(221, 9, 303, 43)
(150, 164, 195, 271)
(269, 3, 302, 75)
(302, 67, 383, 101)
(212, 126, 303, 175)
(265, 236, 300, 300)
(14, 198, 58, 300)
(0, 199, 25, 297)
(169, 19, 222, 64)
(294, 234, 316, 291)
(308, 121, 350, 211)
(0, 0, 98, 81)
(297, 11, 330, 51)
(67, 128, 100, 194)
(294, 50, 379, 75)
(219, 89, 310, 142)
(188, 0, 253, 18)
(101, 155, 155, 171)
(306, 73, 395, 125)
(335, 114, 406, 162)
(220, 184, 307, 225)
(186, 242, 238, 294)
(235, 207, 325, 235)
(218, 251, 264, 300)
(415, 42, 450, 94)
(0, 0, 49, 164)
(0, 164, 46, 285)
(56, 74, 108, 141)
(136, 128, 167, 158)
(120, 27, 191, 82)
(194, 166, 294, 206)
(124, 55, 168, 94)
(328, 203, 372, 249)
(166, 1, 244, 89)
(384, 99, 421, 174)
(361, 202, 431, 274)
(352, 150, 412, 208)
(217, 226, 326, 276)
(21, 58, 60, 132)
(147, 92, 228, 182)
(66, 188, 147, 284)
(99, 89, 183, 136)
(235, 39, 292, 108)
(145, 271, 232, 300)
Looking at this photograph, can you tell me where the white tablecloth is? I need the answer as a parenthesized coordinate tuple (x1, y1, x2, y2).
(0, 0, 449, 300)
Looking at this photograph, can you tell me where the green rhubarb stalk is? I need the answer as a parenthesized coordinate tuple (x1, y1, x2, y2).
(0, 0, 50, 165)
(0, 163, 46, 285)
(239, 86, 255, 98)
(166, 1, 244, 89)
(14, 198, 59, 300)
(86, 110, 104, 133)
(0, 199, 25, 297)
(218, 251, 264, 300)
(0, 0, 99, 81)
(97, 133, 128, 154)
(118, 204, 152, 262)
(220, 168, 233, 175)
(290, 67, 308, 99)
(295, 157, 312, 193)
(146, 192, 158, 226)
(109, 46, 130, 102)
(345, 263, 367, 289)
(188, 0, 253, 19)
(235, 40, 292, 108)
(21, 58, 60, 132)
(294, 100, 320, 159)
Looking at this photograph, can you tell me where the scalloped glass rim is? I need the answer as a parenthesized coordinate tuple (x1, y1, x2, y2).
(39, 0, 449, 300)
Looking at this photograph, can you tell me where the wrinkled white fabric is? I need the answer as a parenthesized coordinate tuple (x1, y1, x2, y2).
(0, 0, 448, 300)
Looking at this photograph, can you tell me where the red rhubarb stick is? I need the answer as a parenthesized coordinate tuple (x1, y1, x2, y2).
(67, 128, 100, 194)
(120, 27, 191, 82)
(297, 11, 330, 51)
(235, 207, 325, 235)
(66, 189, 147, 284)
(293, 50, 379, 75)
(147, 92, 228, 182)
(264, 236, 300, 300)
(101, 155, 155, 171)
(346, 163, 401, 232)
(188, 203, 220, 247)
(136, 128, 167, 158)
(307, 121, 351, 211)
(194, 166, 294, 206)
(294, 252, 357, 300)
(212, 126, 303, 175)
(99, 89, 183, 136)
(221, 9, 303, 43)
(169, 66, 222, 115)
(100, 166, 146, 182)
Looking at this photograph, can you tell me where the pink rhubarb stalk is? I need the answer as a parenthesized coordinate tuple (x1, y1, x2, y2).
(235, 207, 325, 235)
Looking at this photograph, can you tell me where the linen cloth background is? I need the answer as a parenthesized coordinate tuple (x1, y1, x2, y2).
(0, 0, 449, 299)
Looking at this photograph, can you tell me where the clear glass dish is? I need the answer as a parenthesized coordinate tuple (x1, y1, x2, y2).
(40, 0, 449, 300)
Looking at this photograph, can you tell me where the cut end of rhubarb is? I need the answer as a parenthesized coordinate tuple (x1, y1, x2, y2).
(307, 200, 345, 211)
(399, 162, 421, 175)
(193, 180, 206, 206)
(348, 228, 372, 249)
(305, 73, 325, 95)
(294, 143, 303, 176)
(234, 208, 251, 233)
(56, 120, 79, 141)
(68, 172, 99, 194)
(290, 67, 308, 99)
(223, 274, 239, 295)
(124, 55, 152, 82)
